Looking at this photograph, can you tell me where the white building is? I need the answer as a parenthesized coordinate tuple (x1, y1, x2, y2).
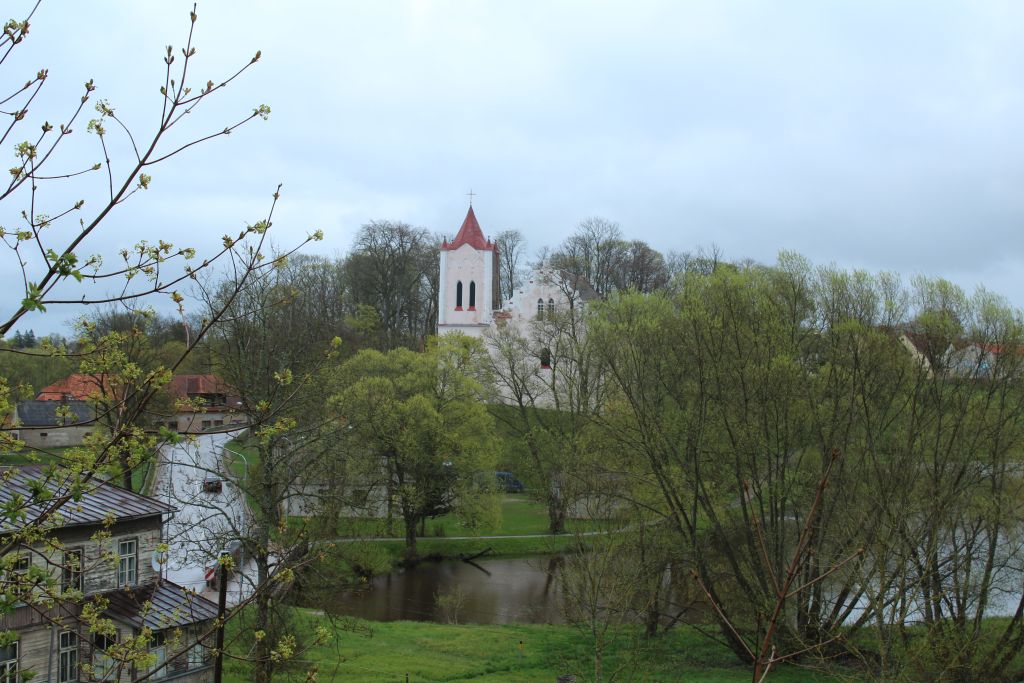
(437, 205, 598, 342)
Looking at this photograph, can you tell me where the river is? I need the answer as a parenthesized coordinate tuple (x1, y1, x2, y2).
(322, 556, 567, 624)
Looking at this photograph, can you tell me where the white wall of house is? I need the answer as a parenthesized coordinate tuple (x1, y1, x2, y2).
(16, 425, 94, 449)
(174, 411, 247, 434)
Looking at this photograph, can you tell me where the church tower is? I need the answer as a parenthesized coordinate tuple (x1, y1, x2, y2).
(438, 206, 499, 339)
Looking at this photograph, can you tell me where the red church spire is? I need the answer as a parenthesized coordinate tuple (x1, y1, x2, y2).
(442, 205, 494, 251)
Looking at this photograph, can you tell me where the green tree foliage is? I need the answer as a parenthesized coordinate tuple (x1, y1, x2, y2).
(200, 250, 348, 683)
(590, 254, 1024, 680)
(72, 308, 190, 490)
(0, 338, 74, 399)
(487, 271, 607, 533)
(0, 5, 321, 682)
(332, 334, 499, 558)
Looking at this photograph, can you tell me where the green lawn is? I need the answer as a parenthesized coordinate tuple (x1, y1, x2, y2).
(223, 438, 258, 483)
(223, 609, 843, 683)
(325, 496, 605, 562)
(429, 495, 603, 537)
(331, 495, 605, 540)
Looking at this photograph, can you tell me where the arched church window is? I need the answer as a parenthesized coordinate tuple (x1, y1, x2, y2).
(469, 281, 477, 310)
(537, 298, 544, 318)
(540, 348, 552, 369)
(456, 281, 463, 310)
(547, 298, 555, 317)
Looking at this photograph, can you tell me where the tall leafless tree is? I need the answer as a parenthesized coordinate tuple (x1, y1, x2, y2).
(494, 229, 527, 305)
(343, 221, 438, 349)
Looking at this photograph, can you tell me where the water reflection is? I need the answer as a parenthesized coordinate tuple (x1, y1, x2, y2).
(324, 556, 567, 624)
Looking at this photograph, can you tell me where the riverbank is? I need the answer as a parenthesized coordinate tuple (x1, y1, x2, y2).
(322, 495, 601, 572)
(223, 608, 841, 682)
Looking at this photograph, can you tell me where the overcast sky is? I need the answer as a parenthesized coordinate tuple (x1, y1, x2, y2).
(5, 1, 1024, 335)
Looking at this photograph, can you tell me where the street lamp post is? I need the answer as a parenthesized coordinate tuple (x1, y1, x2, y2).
(223, 445, 249, 482)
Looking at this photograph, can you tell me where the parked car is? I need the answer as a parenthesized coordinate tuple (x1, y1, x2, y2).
(495, 471, 525, 493)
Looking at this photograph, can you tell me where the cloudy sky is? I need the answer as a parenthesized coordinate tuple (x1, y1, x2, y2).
(4, 1, 1024, 334)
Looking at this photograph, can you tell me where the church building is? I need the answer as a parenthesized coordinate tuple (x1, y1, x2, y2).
(437, 205, 598, 340)
(437, 205, 500, 338)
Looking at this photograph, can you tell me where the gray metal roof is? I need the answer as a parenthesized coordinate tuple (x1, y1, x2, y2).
(0, 465, 173, 533)
(103, 580, 219, 630)
(15, 400, 94, 427)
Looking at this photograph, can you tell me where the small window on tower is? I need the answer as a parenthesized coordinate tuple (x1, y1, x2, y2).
(468, 281, 476, 310)
(537, 298, 544, 318)
(540, 348, 552, 369)
(548, 298, 555, 317)
(455, 281, 464, 310)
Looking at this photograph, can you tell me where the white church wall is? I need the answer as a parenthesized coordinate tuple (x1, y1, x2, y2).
(438, 245, 494, 339)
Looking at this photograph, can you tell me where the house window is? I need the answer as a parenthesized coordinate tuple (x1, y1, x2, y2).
(149, 632, 166, 680)
(39, 432, 48, 439)
(540, 348, 552, 369)
(117, 539, 137, 587)
(0, 641, 17, 683)
(10, 553, 31, 597)
(58, 631, 78, 683)
(468, 281, 476, 310)
(12, 554, 30, 575)
(537, 298, 544, 318)
(62, 548, 83, 593)
(201, 420, 212, 430)
(350, 487, 371, 507)
(547, 298, 555, 317)
(186, 629, 210, 670)
(93, 633, 117, 681)
(455, 281, 463, 310)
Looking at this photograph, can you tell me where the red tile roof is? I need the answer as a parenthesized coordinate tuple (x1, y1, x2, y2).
(36, 373, 112, 401)
(168, 374, 240, 412)
(168, 374, 230, 398)
(38, 373, 239, 412)
(980, 343, 1024, 355)
(441, 206, 494, 251)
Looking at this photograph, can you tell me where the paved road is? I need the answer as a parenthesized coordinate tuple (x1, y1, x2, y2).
(152, 431, 254, 604)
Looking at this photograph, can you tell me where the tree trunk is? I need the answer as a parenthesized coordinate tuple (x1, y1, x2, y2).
(547, 477, 567, 534)
(403, 510, 419, 561)
(253, 556, 274, 683)
(120, 449, 133, 491)
(644, 600, 660, 638)
(548, 499, 567, 535)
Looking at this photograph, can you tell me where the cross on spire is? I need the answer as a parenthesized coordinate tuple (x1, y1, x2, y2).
(466, 189, 476, 205)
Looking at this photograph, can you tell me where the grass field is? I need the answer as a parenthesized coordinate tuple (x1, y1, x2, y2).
(222, 609, 842, 683)
(336, 495, 602, 540)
